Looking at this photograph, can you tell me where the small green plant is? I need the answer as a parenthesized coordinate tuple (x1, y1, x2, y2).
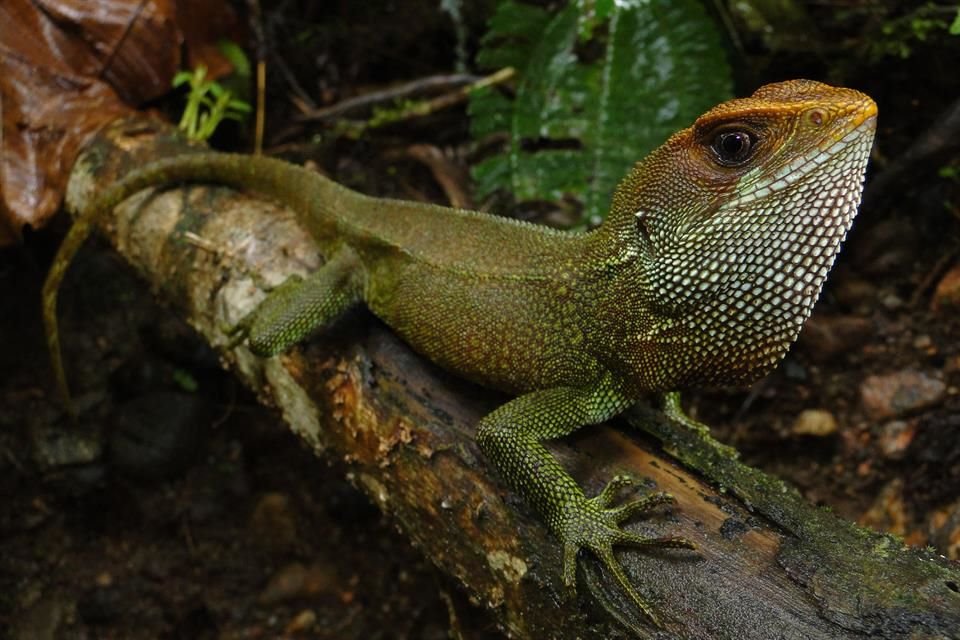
(171, 368, 199, 393)
(174, 65, 252, 142)
(938, 164, 959, 180)
(868, 2, 960, 60)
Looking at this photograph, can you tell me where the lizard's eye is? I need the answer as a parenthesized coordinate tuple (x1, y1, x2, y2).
(709, 129, 757, 167)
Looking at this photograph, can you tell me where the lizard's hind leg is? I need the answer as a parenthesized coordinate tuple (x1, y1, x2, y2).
(230, 247, 364, 356)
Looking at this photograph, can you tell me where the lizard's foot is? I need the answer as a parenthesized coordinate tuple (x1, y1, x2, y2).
(559, 475, 696, 625)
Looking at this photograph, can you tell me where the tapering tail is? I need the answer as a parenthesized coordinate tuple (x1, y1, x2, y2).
(42, 151, 349, 415)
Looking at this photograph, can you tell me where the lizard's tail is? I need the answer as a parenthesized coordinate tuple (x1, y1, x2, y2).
(42, 210, 88, 419)
(43, 151, 350, 417)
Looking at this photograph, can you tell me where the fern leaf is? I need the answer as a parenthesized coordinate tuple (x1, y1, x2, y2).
(470, 0, 733, 223)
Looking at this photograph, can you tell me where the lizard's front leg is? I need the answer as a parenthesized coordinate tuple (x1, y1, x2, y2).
(476, 384, 695, 625)
(229, 247, 364, 356)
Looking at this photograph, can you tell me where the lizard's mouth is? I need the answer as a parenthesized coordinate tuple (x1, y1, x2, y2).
(848, 98, 879, 129)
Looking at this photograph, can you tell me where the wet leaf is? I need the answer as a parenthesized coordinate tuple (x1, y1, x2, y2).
(0, 0, 240, 245)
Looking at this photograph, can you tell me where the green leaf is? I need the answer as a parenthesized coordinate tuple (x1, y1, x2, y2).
(171, 368, 199, 393)
(470, 0, 732, 223)
(218, 39, 252, 78)
(476, 1, 551, 70)
(173, 62, 252, 142)
(172, 71, 195, 88)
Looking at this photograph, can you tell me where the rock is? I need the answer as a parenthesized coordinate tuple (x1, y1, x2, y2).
(31, 425, 102, 470)
(848, 218, 919, 277)
(859, 478, 907, 536)
(946, 355, 960, 375)
(878, 420, 917, 459)
(108, 392, 210, 482)
(249, 492, 299, 553)
(880, 293, 904, 310)
(797, 315, 872, 361)
(13, 596, 71, 640)
(830, 271, 877, 308)
(259, 563, 307, 604)
(284, 609, 318, 634)
(259, 561, 341, 604)
(931, 263, 960, 313)
(927, 497, 960, 561)
(791, 409, 838, 437)
(859, 370, 946, 420)
(77, 584, 124, 625)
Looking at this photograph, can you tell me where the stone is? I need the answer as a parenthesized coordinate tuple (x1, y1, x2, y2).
(860, 370, 946, 420)
(931, 263, 960, 312)
(878, 420, 917, 459)
(859, 479, 907, 536)
(791, 409, 838, 437)
(797, 315, 872, 361)
(249, 492, 299, 553)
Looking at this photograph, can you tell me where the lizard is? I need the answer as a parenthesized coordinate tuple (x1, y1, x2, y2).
(42, 79, 877, 625)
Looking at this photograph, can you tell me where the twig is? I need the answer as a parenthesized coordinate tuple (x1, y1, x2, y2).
(296, 69, 512, 123)
(247, 0, 267, 154)
(909, 246, 959, 308)
(406, 144, 474, 209)
(336, 68, 515, 138)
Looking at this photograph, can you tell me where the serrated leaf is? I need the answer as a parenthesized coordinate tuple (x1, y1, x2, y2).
(470, 0, 733, 223)
(583, 0, 733, 217)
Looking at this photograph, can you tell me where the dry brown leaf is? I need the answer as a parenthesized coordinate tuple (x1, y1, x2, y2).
(0, 0, 240, 246)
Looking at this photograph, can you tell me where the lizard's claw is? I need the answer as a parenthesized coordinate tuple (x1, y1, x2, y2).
(559, 477, 696, 625)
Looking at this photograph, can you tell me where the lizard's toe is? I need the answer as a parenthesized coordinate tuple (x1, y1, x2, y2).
(615, 531, 698, 551)
(607, 491, 676, 524)
(594, 474, 635, 508)
(594, 542, 661, 625)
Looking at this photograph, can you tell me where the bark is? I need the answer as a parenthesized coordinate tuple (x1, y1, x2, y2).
(61, 117, 960, 640)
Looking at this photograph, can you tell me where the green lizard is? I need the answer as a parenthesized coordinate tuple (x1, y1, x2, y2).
(43, 79, 877, 624)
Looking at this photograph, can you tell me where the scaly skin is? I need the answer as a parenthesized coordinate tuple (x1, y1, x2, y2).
(43, 80, 877, 625)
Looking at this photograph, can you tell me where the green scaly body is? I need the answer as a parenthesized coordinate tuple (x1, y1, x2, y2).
(43, 80, 877, 625)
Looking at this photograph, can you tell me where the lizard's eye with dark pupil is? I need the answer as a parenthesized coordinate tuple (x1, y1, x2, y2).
(710, 130, 756, 166)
